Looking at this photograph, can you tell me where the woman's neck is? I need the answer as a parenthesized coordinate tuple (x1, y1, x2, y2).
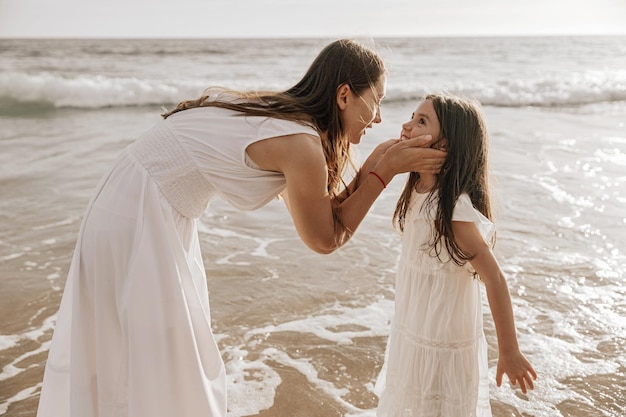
(415, 174, 436, 194)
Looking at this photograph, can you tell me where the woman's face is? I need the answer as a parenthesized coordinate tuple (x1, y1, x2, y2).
(400, 99, 444, 149)
(340, 76, 386, 145)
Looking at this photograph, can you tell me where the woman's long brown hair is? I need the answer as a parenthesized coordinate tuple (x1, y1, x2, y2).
(162, 39, 385, 200)
(394, 93, 493, 266)
(162, 39, 385, 245)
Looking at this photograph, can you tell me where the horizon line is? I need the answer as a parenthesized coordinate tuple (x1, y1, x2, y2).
(2, 33, 626, 41)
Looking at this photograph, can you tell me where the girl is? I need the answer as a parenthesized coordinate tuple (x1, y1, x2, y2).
(36, 39, 446, 417)
(376, 93, 537, 417)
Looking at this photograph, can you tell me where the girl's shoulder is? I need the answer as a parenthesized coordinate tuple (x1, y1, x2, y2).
(452, 193, 495, 244)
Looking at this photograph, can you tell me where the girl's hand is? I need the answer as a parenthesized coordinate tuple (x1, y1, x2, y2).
(496, 350, 537, 394)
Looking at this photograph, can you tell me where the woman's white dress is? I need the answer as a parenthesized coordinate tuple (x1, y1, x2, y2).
(36, 106, 318, 417)
(376, 191, 495, 417)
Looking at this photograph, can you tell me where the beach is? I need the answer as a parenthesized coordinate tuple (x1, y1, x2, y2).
(1, 37, 625, 416)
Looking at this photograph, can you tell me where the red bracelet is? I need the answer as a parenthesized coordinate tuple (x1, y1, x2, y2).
(369, 171, 387, 189)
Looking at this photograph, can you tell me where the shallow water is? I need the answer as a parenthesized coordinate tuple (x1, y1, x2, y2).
(1, 37, 625, 416)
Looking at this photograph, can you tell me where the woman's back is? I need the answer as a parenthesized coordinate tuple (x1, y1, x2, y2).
(129, 106, 319, 217)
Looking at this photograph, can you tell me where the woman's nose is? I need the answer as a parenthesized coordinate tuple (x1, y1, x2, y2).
(374, 107, 382, 124)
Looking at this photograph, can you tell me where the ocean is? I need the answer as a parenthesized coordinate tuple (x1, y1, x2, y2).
(0, 36, 624, 416)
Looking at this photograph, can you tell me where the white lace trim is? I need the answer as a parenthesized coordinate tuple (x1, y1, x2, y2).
(382, 382, 478, 406)
(128, 123, 213, 218)
(377, 383, 491, 417)
(393, 323, 482, 350)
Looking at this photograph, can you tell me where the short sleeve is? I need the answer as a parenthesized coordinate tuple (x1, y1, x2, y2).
(452, 193, 495, 245)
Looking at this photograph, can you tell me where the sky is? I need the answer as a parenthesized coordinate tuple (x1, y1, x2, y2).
(0, 0, 625, 38)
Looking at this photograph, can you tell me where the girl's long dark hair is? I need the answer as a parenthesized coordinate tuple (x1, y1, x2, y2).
(394, 93, 493, 266)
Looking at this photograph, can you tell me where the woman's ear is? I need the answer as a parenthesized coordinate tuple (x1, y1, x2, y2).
(336, 84, 351, 110)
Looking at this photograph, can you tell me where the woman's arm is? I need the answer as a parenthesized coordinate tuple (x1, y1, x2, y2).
(326, 135, 445, 244)
(452, 221, 537, 394)
(335, 138, 399, 201)
(339, 134, 443, 200)
(250, 133, 445, 253)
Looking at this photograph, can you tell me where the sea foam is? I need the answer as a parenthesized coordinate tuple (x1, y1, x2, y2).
(2, 69, 626, 110)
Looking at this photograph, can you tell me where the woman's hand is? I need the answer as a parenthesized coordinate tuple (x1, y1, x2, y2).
(371, 134, 446, 182)
(361, 138, 400, 174)
(396, 135, 447, 174)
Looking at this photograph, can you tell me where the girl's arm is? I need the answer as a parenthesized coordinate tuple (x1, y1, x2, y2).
(452, 221, 537, 394)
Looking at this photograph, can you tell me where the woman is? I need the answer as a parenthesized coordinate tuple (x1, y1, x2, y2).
(36, 39, 446, 417)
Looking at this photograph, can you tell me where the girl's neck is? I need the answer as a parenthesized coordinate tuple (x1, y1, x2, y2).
(415, 174, 436, 194)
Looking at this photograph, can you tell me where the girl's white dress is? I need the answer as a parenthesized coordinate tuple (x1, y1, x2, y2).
(36, 106, 318, 417)
(376, 191, 495, 417)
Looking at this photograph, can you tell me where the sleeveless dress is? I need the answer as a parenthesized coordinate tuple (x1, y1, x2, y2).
(376, 191, 495, 417)
(36, 106, 319, 417)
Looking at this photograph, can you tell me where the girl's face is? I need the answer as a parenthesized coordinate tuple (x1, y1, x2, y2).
(340, 76, 386, 145)
(400, 99, 444, 149)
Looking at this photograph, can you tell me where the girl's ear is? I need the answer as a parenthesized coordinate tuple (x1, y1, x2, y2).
(336, 84, 351, 110)
(432, 136, 448, 151)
